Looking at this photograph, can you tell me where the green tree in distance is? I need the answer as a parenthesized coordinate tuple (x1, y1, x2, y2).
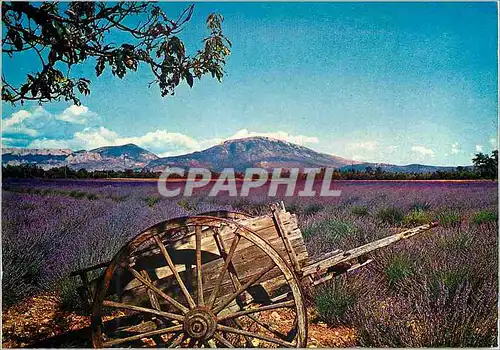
(2, 2, 231, 105)
(472, 150, 498, 179)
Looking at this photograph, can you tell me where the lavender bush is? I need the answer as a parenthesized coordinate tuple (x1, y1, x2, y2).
(2, 179, 232, 307)
(210, 180, 498, 347)
(2, 179, 497, 346)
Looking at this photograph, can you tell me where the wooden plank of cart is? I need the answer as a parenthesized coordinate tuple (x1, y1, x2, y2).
(71, 203, 437, 348)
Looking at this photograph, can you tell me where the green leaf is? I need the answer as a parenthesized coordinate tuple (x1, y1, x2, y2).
(12, 31, 22, 50)
(95, 57, 105, 77)
(186, 71, 194, 88)
(121, 44, 134, 51)
(20, 83, 30, 95)
(31, 84, 39, 97)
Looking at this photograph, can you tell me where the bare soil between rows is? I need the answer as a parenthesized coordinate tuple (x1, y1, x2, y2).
(2, 292, 356, 348)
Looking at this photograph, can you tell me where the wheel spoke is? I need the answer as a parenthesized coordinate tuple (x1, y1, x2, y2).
(216, 324, 295, 348)
(128, 266, 189, 314)
(140, 270, 161, 311)
(167, 332, 185, 348)
(213, 229, 247, 297)
(213, 263, 275, 314)
(103, 324, 183, 347)
(207, 233, 240, 308)
(214, 332, 234, 347)
(218, 300, 295, 321)
(153, 235, 196, 308)
(103, 300, 184, 322)
(93, 217, 307, 348)
(213, 231, 255, 347)
(118, 320, 157, 334)
(195, 225, 204, 306)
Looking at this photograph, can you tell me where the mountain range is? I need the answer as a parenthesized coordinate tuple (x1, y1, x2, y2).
(2, 143, 158, 171)
(2, 137, 463, 173)
(145, 137, 362, 172)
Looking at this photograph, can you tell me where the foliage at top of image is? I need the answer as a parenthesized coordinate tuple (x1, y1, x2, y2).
(2, 2, 231, 105)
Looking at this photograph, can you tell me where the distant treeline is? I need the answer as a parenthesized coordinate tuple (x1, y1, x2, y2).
(3, 150, 497, 180)
(2, 166, 159, 180)
(2, 163, 496, 181)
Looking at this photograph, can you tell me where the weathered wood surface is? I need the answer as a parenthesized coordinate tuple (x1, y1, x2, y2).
(76, 210, 306, 308)
(73, 207, 437, 311)
(301, 221, 438, 277)
(91, 212, 310, 348)
(249, 221, 437, 299)
(119, 210, 307, 306)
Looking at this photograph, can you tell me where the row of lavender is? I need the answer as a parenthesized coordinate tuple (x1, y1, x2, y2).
(2, 179, 498, 346)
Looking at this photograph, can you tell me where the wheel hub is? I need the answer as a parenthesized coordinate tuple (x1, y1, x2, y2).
(183, 308, 217, 340)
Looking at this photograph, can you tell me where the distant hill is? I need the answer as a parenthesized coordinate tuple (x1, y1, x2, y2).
(90, 143, 157, 162)
(2, 144, 158, 171)
(145, 137, 362, 172)
(145, 136, 466, 173)
(83, 143, 158, 171)
(2, 137, 468, 173)
(2, 148, 72, 170)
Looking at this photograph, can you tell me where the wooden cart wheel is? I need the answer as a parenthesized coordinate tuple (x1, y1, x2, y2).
(91, 214, 308, 348)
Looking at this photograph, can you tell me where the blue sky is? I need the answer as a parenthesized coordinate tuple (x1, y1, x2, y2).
(2, 2, 498, 166)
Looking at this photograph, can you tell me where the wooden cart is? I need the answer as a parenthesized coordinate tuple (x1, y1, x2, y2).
(72, 203, 437, 348)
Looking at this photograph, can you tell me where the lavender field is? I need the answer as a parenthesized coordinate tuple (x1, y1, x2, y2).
(2, 179, 498, 347)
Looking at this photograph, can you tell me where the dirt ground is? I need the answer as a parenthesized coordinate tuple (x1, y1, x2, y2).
(2, 292, 357, 348)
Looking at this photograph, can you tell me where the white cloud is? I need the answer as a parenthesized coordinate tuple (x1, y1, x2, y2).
(3, 104, 97, 146)
(5, 105, 320, 157)
(28, 138, 71, 149)
(476, 145, 483, 152)
(2, 109, 39, 137)
(347, 141, 378, 151)
(451, 142, 460, 154)
(3, 110, 32, 128)
(411, 145, 435, 157)
(25, 126, 320, 157)
(122, 130, 199, 150)
(28, 127, 117, 150)
(118, 130, 200, 155)
(5, 126, 38, 137)
(56, 105, 93, 124)
(74, 127, 120, 149)
(28, 127, 201, 156)
(2, 137, 16, 147)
